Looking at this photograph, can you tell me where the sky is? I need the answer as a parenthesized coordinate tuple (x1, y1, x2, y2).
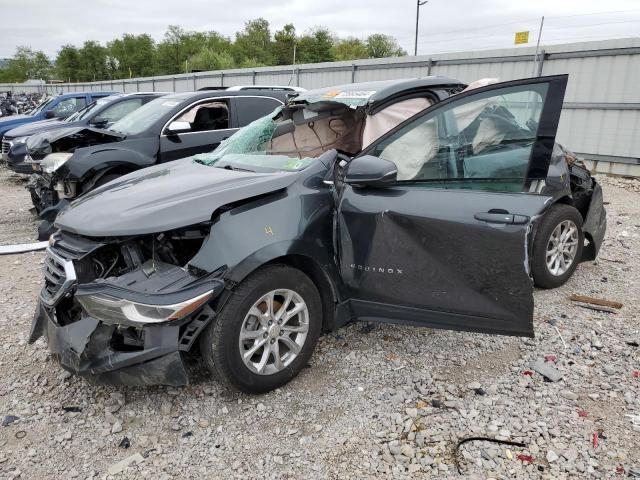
(1, 0, 640, 58)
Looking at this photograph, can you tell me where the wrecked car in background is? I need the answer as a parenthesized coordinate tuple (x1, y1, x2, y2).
(0, 91, 115, 157)
(5, 92, 166, 174)
(30, 75, 606, 393)
(23, 89, 290, 239)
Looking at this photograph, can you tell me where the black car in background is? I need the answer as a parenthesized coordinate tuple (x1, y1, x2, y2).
(30, 75, 607, 392)
(25, 90, 289, 238)
(5, 92, 166, 174)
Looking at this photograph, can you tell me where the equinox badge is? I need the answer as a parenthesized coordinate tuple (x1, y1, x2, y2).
(350, 264, 403, 274)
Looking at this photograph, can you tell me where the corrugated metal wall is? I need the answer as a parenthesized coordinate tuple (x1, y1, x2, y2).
(3, 38, 639, 165)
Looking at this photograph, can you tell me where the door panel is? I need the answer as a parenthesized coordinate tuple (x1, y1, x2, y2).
(338, 187, 550, 336)
(337, 76, 568, 336)
(159, 129, 235, 162)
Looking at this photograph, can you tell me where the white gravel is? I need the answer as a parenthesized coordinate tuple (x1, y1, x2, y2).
(0, 167, 638, 479)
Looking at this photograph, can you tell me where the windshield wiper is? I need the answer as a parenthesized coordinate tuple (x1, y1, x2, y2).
(219, 164, 255, 173)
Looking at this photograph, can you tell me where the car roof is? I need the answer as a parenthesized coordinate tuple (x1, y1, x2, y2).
(161, 90, 291, 102)
(54, 91, 115, 97)
(292, 77, 465, 109)
(103, 92, 168, 100)
(225, 85, 306, 92)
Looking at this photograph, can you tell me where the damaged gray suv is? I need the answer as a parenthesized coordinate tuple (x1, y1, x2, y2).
(30, 75, 606, 392)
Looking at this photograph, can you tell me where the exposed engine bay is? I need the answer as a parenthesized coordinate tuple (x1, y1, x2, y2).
(26, 127, 123, 160)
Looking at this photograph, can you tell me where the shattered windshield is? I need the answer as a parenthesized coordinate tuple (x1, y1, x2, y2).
(194, 107, 316, 172)
(194, 102, 364, 173)
(110, 97, 179, 135)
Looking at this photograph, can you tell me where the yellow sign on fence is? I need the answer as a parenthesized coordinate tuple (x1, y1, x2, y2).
(515, 31, 530, 45)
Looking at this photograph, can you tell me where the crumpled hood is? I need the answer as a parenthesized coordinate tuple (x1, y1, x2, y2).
(4, 118, 67, 138)
(26, 126, 123, 157)
(55, 158, 298, 237)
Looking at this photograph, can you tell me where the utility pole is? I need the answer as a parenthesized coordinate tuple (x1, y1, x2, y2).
(288, 43, 297, 86)
(414, 0, 428, 56)
(532, 16, 545, 76)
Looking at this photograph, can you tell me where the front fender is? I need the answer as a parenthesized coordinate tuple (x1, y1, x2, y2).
(58, 142, 158, 181)
(188, 178, 338, 283)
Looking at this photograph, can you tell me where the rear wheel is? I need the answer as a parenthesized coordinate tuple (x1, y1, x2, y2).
(200, 265, 322, 393)
(532, 204, 584, 288)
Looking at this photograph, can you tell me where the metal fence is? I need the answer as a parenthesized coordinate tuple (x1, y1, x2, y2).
(2, 38, 639, 175)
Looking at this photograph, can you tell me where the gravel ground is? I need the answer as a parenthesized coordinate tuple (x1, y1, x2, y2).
(0, 166, 638, 480)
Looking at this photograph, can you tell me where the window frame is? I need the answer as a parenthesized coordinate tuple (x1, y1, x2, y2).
(234, 96, 285, 127)
(359, 75, 568, 193)
(161, 97, 235, 136)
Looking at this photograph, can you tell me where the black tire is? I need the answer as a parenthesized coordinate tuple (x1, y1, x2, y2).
(200, 264, 322, 393)
(531, 204, 584, 289)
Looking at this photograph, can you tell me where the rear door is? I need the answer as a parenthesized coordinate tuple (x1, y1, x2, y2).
(159, 97, 234, 162)
(337, 75, 568, 337)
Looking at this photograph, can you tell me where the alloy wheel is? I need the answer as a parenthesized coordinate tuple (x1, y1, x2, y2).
(238, 289, 309, 375)
(545, 219, 579, 276)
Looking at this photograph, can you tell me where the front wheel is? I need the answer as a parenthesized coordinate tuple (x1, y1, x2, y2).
(531, 204, 584, 289)
(200, 265, 322, 393)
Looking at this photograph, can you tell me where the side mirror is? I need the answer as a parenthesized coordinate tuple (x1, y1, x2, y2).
(344, 155, 397, 187)
(44, 110, 56, 119)
(166, 121, 191, 134)
(90, 117, 108, 128)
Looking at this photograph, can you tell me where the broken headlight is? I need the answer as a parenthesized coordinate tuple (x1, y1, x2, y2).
(76, 291, 213, 325)
(41, 152, 73, 173)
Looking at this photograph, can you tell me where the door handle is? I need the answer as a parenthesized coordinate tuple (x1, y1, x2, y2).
(474, 212, 530, 225)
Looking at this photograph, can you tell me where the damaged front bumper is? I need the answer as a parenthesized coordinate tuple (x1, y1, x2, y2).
(30, 301, 211, 386)
(26, 173, 70, 240)
(30, 243, 225, 386)
(6, 142, 41, 175)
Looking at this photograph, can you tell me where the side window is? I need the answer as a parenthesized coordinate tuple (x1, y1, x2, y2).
(51, 97, 86, 117)
(236, 97, 282, 126)
(98, 99, 143, 122)
(371, 84, 549, 192)
(175, 100, 230, 132)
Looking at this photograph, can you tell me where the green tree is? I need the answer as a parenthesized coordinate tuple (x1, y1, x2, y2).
(273, 24, 296, 65)
(232, 18, 273, 66)
(366, 34, 406, 58)
(1, 46, 52, 82)
(155, 25, 188, 74)
(297, 28, 335, 64)
(108, 34, 156, 78)
(56, 45, 81, 82)
(78, 40, 108, 81)
(189, 48, 235, 71)
(332, 38, 369, 61)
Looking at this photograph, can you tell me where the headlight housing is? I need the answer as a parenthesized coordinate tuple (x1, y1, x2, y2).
(11, 136, 27, 145)
(76, 291, 213, 325)
(41, 152, 74, 173)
